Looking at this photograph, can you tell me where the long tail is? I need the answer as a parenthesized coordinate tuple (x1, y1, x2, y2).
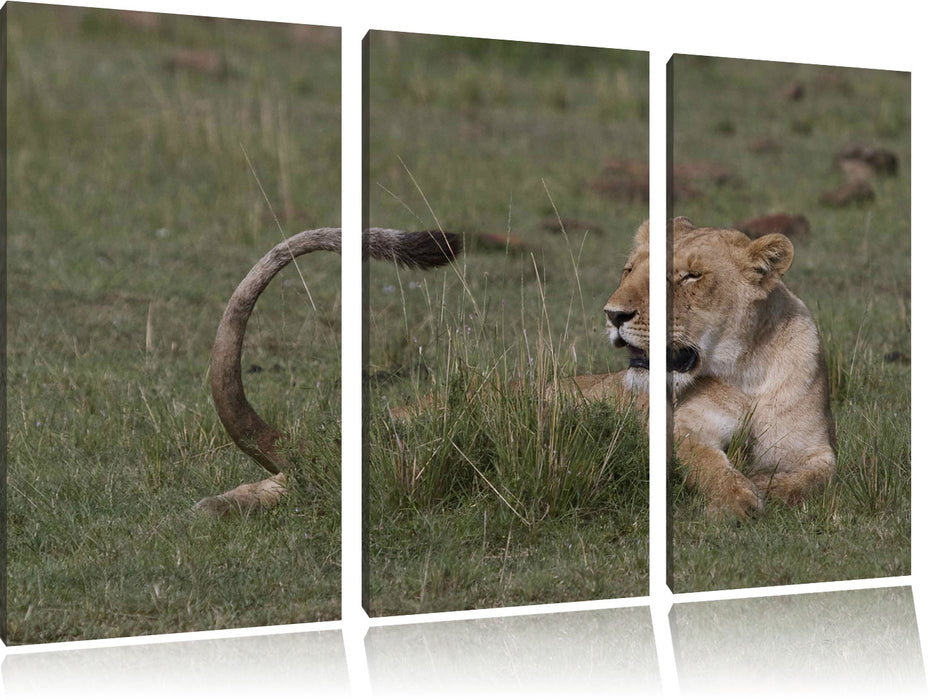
(209, 227, 462, 478)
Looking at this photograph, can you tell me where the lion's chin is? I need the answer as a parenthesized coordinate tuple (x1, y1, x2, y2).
(624, 367, 649, 394)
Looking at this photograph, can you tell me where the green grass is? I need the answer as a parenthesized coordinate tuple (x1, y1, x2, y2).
(365, 33, 650, 614)
(6, 5, 341, 643)
(669, 56, 911, 591)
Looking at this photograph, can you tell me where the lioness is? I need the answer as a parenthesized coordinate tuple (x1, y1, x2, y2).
(604, 217, 835, 518)
(196, 227, 461, 516)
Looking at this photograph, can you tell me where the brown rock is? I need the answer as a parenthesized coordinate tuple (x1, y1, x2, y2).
(820, 181, 875, 207)
(117, 10, 162, 32)
(589, 159, 650, 202)
(838, 158, 875, 185)
(779, 81, 806, 101)
(733, 213, 810, 239)
(165, 49, 227, 78)
(470, 232, 530, 255)
(835, 145, 898, 175)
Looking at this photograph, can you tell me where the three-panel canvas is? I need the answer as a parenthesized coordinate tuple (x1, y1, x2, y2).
(1, 1, 923, 695)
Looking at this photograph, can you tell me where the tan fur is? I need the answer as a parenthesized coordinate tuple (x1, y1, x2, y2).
(600, 220, 650, 403)
(604, 217, 835, 519)
(195, 227, 460, 516)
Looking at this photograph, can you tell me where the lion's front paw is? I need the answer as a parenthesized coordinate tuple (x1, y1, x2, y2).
(751, 463, 834, 506)
(705, 471, 763, 520)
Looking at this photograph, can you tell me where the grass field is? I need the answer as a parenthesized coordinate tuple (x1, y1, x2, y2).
(669, 56, 911, 591)
(5, 9, 902, 644)
(5, 5, 341, 643)
(365, 33, 650, 614)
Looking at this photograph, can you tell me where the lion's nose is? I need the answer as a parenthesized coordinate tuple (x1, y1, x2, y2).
(605, 308, 636, 327)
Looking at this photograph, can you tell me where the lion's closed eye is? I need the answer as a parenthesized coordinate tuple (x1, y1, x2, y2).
(670, 271, 702, 284)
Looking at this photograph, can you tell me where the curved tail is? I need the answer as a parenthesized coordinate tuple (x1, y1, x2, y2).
(199, 227, 461, 515)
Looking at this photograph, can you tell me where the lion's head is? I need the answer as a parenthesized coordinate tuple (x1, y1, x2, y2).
(603, 217, 798, 398)
(667, 216, 794, 396)
(604, 220, 650, 392)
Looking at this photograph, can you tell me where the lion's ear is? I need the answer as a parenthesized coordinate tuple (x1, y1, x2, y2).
(669, 217, 695, 240)
(746, 233, 793, 289)
(634, 219, 650, 246)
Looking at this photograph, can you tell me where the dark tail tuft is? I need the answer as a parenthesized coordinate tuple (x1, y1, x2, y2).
(366, 228, 463, 269)
(397, 230, 463, 268)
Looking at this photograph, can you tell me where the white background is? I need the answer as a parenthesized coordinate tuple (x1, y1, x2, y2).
(2, 1, 931, 697)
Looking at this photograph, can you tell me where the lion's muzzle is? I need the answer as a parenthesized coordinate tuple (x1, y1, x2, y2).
(605, 309, 648, 369)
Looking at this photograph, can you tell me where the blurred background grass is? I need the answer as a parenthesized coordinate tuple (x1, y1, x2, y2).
(669, 55, 911, 591)
(365, 32, 650, 615)
(6, 3, 341, 642)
